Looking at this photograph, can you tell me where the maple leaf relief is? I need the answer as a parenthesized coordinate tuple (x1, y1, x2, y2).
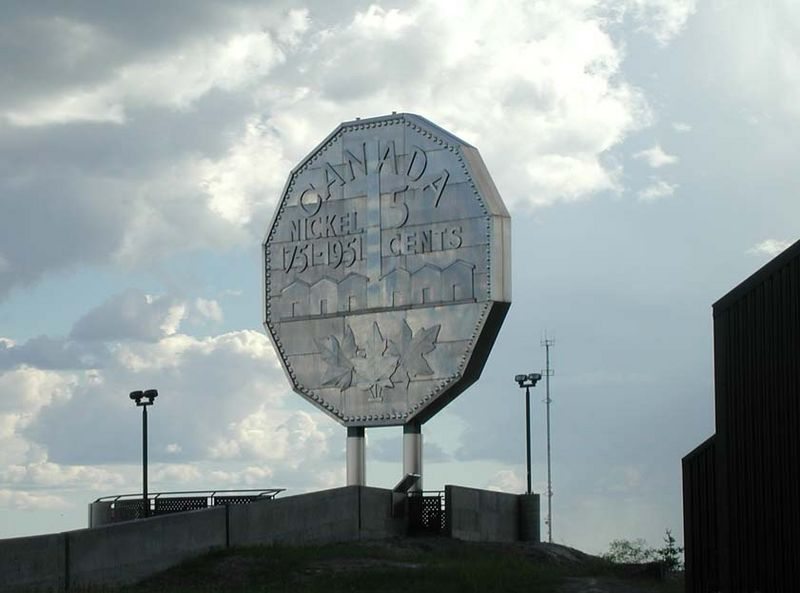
(352, 322, 398, 401)
(388, 320, 441, 388)
(316, 321, 438, 402)
(316, 326, 359, 391)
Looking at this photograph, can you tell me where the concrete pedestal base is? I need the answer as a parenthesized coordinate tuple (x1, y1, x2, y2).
(518, 493, 541, 542)
(346, 427, 366, 486)
(88, 501, 113, 528)
(402, 422, 422, 491)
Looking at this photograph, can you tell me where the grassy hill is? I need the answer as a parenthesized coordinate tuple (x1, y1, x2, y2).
(116, 538, 683, 593)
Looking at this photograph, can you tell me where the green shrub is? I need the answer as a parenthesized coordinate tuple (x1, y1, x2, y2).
(602, 538, 656, 564)
(603, 529, 684, 571)
(655, 529, 684, 571)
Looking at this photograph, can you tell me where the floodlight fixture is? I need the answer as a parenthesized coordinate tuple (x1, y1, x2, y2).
(515, 372, 542, 388)
(130, 389, 158, 407)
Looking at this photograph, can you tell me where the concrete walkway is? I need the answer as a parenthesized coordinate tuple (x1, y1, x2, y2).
(559, 577, 669, 593)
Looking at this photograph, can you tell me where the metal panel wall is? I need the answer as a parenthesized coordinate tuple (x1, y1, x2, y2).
(712, 245, 800, 592)
(682, 436, 718, 593)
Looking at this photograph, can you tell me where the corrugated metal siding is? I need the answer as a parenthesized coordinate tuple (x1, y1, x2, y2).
(712, 251, 800, 592)
(682, 436, 718, 593)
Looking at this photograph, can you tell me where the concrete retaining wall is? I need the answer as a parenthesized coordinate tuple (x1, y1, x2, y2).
(358, 486, 405, 539)
(228, 487, 360, 547)
(228, 486, 404, 547)
(0, 533, 65, 592)
(0, 486, 400, 592)
(1, 485, 532, 592)
(68, 506, 227, 589)
(445, 485, 520, 542)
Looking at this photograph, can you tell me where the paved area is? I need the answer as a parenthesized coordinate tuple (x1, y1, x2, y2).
(559, 577, 668, 593)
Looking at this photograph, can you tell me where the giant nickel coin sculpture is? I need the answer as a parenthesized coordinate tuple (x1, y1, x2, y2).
(263, 113, 510, 484)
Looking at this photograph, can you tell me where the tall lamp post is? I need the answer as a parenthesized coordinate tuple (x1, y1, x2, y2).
(514, 373, 541, 495)
(129, 389, 158, 517)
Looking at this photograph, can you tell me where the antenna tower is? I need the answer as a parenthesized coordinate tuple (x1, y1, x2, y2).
(541, 334, 555, 543)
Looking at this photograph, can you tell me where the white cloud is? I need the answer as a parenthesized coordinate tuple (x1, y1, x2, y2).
(351, 5, 416, 39)
(313, 467, 347, 490)
(0, 315, 347, 522)
(16, 323, 295, 468)
(3, 11, 309, 127)
(0, 461, 124, 491)
(209, 465, 274, 487)
(0, 370, 89, 477)
(637, 178, 677, 201)
(0, 308, 336, 511)
(624, 0, 697, 45)
(151, 464, 203, 484)
(485, 468, 526, 494)
(672, 121, 692, 133)
(195, 116, 292, 226)
(0, 313, 349, 510)
(749, 239, 793, 257)
(0, 336, 107, 371)
(210, 409, 332, 467)
(107, 169, 253, 266)
(0, 0, 700, 296)
(634, 144, 678, 168)
(113, 329, 278, 373)
(702, 1, 800, 120)
(70, 289, 188, 342)
(0, 489, 69, 511)
(5, 91, 126, 127)
(66, 291, 222, 346)
(0, 367, 75, 414)
(256, 0, 653, 209)
(100, 0, 658, 240)
(165, 443, 183, 454)
(602, 465, 644, 493)
(160, 304, 187, 337)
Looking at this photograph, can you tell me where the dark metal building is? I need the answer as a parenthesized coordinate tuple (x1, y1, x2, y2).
(683, 436, 718, 591)
(683, 240, 800, 592)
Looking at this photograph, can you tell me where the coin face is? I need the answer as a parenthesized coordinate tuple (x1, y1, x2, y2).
(263, 113, 511, 427)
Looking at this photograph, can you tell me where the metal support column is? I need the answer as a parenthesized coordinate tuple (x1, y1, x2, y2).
(542, 337, 554, 543)
(525, 384, 532, 495)
(142, 405, 148, 517)
(346, 426, 366, 486)
(403, 422, 423, 491)
(514, 373, 540, 497)
(129, 388, 158, 520)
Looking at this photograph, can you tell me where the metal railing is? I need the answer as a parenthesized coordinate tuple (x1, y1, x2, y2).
(407, 490, 446, 535)
(94, 489, 285, 523)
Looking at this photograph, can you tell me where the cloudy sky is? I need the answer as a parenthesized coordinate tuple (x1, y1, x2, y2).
(1, 0, 798, 553)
